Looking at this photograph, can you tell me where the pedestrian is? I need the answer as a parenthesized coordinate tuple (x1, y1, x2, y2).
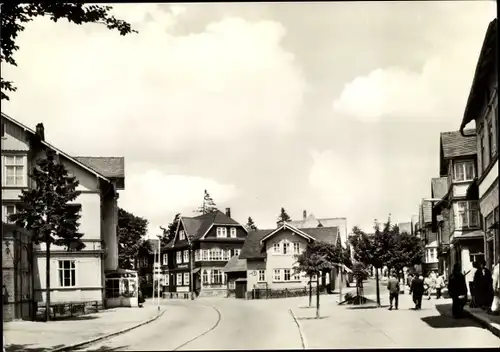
(411, 274, 425, 310)
(435, 272, 445, 299)
(467, 261, 478, 308)
(474, 260, 494, 311)
(138, 288, 145, 307)
(387, 271, 400, 310)
(491, 262, 500, 314)
(448, 263, 468, 318)
(424, 274, 432, 300)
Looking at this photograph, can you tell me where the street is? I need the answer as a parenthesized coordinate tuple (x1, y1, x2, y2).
(78, 280, 499, 351)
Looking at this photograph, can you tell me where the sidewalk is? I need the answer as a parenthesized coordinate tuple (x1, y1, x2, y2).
(464, 306, 500, 338)
(4, 306, 163, 352)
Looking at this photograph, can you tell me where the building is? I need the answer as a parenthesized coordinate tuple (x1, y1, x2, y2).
(135, 239, 160, 297)
(1, 113, 125, 307)
(288, 210, 348, 247)
(431, 129, 483, 285)
(430, 177, 451, 279)
(459, 18, 498, 271)
(239, 223, 340, 295)
(419, 199, 439, 276)
(397, 222, 412, 235)
(161, 208, 247, 297)
(2, 223, 33, 321)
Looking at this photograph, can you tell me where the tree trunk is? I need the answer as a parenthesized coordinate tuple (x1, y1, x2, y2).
(45, 242, 51, 322)
(308, 277, 312, 307)
(375, 268, 381, 307)
(316, 274, 320, 319)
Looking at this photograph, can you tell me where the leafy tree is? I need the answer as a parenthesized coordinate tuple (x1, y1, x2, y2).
(117, 208, 148, 270)
(1, 3, 136, 100)
(194, 190, 218, 214)
(9, 149, 83, 321)
(245, 216, 258, 231)
(386, 229, 423, 277)
(160, 213, 180, 247)
(276, 207, 291, 227)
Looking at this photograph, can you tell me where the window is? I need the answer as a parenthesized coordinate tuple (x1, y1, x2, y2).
(179, 230, 185, 241)
(230, 228, 237, 238)
(195, 250, 200, 261)
(58, 260, 76, 287)
(429, 249, 435, 261)
(176, 273, 182, 286)
(293, 242, 300, 254)
(1, 122, 4, 137)
(454, 161, 474, 182)
(457, 201, 479, 228)
(3, 204, 17, 223)
(222, 249, 230, 260)
(164, 274, 169, 286)
(216, 227, 227, 238)
(234, 249, 241, 257)
(211, 269, 224, 284)
(176, 251, 182, 264)
(183, 273, 190, 285)
(202, 270, 209, 284)
(210, 248, 222, 261)
(481, 134, 487, 171)
(283, 269, 291, 281)
(292, 272, 301, 281)
(183, 250, 189, 263)
(488, 119, 496, 159)
(273, 269, 281, 281)
(283, 242, 290, 255)
(4, 155, 26, 186)
(258, 270, 266, 282)
(273, 243, 280, 254)
(163, 253, 168, 265)
(202, 249, 209, 261)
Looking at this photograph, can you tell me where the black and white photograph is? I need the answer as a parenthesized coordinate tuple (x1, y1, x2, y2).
(1, 1, 499, 351)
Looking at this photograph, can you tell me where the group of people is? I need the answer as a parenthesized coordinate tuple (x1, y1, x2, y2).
(467, 260, 495, 311)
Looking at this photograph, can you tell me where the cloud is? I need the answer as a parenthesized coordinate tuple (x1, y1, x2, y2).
(119, 170, 238, 237)
(332, 29, 489, 123)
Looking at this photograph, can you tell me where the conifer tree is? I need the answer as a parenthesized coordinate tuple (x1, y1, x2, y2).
(195, 190, 218, 214)
(276, 207, 291, 227)
(245, 217, 258, 231)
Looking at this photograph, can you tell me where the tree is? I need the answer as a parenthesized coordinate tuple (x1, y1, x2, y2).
(386, 229, 423, 277)
(194, 190, 218, 214)
(245, 217, 258, 231)
(1, 3, 136, 100)
(160, 213, 180, 247)
(9, 149, 83, 321)
(276, 207, 291, 227)
(117, 208, 148, 270)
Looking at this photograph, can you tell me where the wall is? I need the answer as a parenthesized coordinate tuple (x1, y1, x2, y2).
(34, 253, 103, 303)
(102, 191, 118, 271)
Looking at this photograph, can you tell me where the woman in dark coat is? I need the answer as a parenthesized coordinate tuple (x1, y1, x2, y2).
(448, 263, 468, 318)
(474, 261, 494, 310)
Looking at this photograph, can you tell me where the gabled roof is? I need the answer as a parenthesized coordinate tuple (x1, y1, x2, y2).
(75, 156, 125, 178)
(431, 177, 448, 199)
(440, 129, 477, 159)
(260, 223, 316, 243)
(288, 214, 346, 229)
(1, 113, 111, 183)
(461, 18, 497, 133)
(165, 210, 244, 248)
(240, 226, 339, 260)
(223, 255, 247, 273)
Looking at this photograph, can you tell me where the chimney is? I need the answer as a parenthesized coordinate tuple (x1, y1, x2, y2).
(225, 207, 231, 218)
(35, 123, 45, 141)
(303, 210, 307, 221)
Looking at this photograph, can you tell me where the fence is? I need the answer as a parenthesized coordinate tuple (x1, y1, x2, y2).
(35, 300, 103, 321)
(252, 286, 327, 300)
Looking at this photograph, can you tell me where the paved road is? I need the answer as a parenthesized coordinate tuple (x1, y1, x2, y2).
(79, 281, 499, 351)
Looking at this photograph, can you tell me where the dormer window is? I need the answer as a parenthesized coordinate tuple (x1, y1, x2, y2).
(230, 228, 237, 238)
(454, 161, 474, 182)
(179, 230, 185, 241)
(216, 227, 227, 238)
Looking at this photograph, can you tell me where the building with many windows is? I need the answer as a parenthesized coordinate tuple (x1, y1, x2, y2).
(459, 18, 498, 270)
(1, 113, 125, 307)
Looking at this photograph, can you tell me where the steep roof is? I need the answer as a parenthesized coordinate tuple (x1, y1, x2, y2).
(239, 226, 339, 260)
(440, 129, 477, 159)
(289, 214, 346, 229)
(223, 255, 247, 272)
(75, 156, 125, 178)
(421, 200, 432, 224)
(431, 177, 448, 199)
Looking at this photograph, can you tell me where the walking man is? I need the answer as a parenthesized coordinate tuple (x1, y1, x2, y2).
(435, 273, 445, 299)
(387, 271, 400, 310)
(411, 274, 425, 310)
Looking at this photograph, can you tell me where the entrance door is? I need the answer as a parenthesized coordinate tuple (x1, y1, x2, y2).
(235, 281, 247, 299)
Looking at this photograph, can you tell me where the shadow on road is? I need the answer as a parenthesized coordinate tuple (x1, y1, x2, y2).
(346, 304, 389, 310)
(297, 316, 330, 320)
(6, 344, 63, 352)
(75, 346, 128, 351)
(420, 303, 482, 329)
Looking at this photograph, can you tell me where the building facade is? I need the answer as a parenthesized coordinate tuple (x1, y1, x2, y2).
(1, 113, 125, 306)
(161, 208, 247, 297)
(239, 223, 339, 294)
(459, 18, 499, 271)
(419, 200, 439, 275)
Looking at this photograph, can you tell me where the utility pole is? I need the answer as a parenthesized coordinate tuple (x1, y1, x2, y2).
(338, 227, 343, 304)
(157, 236, 161, 311)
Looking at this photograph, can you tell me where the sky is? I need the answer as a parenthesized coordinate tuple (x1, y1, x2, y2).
(2, 2, 496, 237)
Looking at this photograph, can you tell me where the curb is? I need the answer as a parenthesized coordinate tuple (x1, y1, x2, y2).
(50, 309, 165, 352)
(289, 308, 307, 350)
(463, 308, 500, 338)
